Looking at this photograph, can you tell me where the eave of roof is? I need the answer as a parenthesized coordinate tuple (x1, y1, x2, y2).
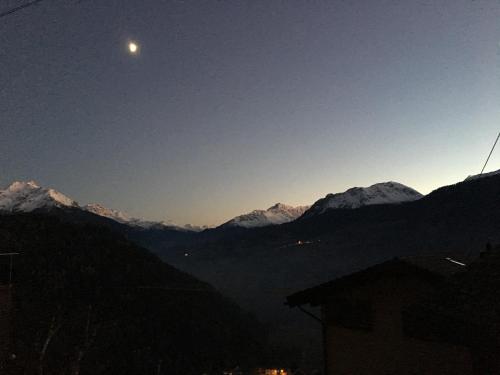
(286, 256, 467, 307)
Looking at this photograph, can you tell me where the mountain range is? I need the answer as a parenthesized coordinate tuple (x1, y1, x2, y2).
(0, 179, 425, 230)
(165, 170, 500, 307)
(2, 170, 500, 370)
(143, 170, 500, 369)
(0, 180, 206, 231)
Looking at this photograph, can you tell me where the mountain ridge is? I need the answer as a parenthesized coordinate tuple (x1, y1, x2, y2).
(0, 180, 78, 212)
(0, 180, 200, 232)
(302, 181, 423, 219)
(0, 179, 424, 231)
(0, 213, 264, 374)
(465, 167, 500, 181)
(221, 202, 310, 228)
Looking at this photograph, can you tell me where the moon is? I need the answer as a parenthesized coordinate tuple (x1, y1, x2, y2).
(128, 41, 139, 54)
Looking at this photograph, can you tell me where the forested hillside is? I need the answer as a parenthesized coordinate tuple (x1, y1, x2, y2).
(0, 214, 264, 375)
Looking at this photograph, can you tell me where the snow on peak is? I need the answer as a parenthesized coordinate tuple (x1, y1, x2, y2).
(302, 181, 423, 218)
(465, 168, 500, 182)
(176, 223, 210, 232)
(268, 203, 294, 210)
(84, 204, 176, 229)
(7, 180, 40, 191)
(83, 203, 134, 224)
(84, 204, 207, 231)
(222, 203, 310, 228)
(0, 181, 78, 212)
(0, 180, 202, 232)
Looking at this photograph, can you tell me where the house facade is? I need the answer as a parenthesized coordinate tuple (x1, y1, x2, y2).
(286, 257, 473, 375)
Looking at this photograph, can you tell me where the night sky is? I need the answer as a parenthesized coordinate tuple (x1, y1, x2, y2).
(1, 0, 499, 225)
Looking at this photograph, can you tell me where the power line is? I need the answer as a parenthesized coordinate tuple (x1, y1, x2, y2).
(480, 132, 500, 175)
(0, 0, 48, 19)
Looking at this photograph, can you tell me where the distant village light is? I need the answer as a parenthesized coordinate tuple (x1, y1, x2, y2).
(263, 369, 288, 375)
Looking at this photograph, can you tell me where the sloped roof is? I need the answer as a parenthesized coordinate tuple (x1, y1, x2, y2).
(286, 256, 467, 307)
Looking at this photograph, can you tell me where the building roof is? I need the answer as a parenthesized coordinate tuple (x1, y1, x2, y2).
(286, 256, 467, 307)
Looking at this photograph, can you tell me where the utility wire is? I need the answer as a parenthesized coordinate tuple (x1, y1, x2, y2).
(0, 0, 48, 19)
(480, 132, 500, 175)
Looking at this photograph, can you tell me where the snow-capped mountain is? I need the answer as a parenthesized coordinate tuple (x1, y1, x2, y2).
(0, 181, 78, 212)
(302, 182, 423, 219)
(130, 219, 208, 232)
(0, 181, 200, 232)
(465, 168, 500, 181)
(222, 203, 310, 228)
(84, 203, 207, 231)
(180, 223, 210, 232)
(83, 203, 152, 227)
